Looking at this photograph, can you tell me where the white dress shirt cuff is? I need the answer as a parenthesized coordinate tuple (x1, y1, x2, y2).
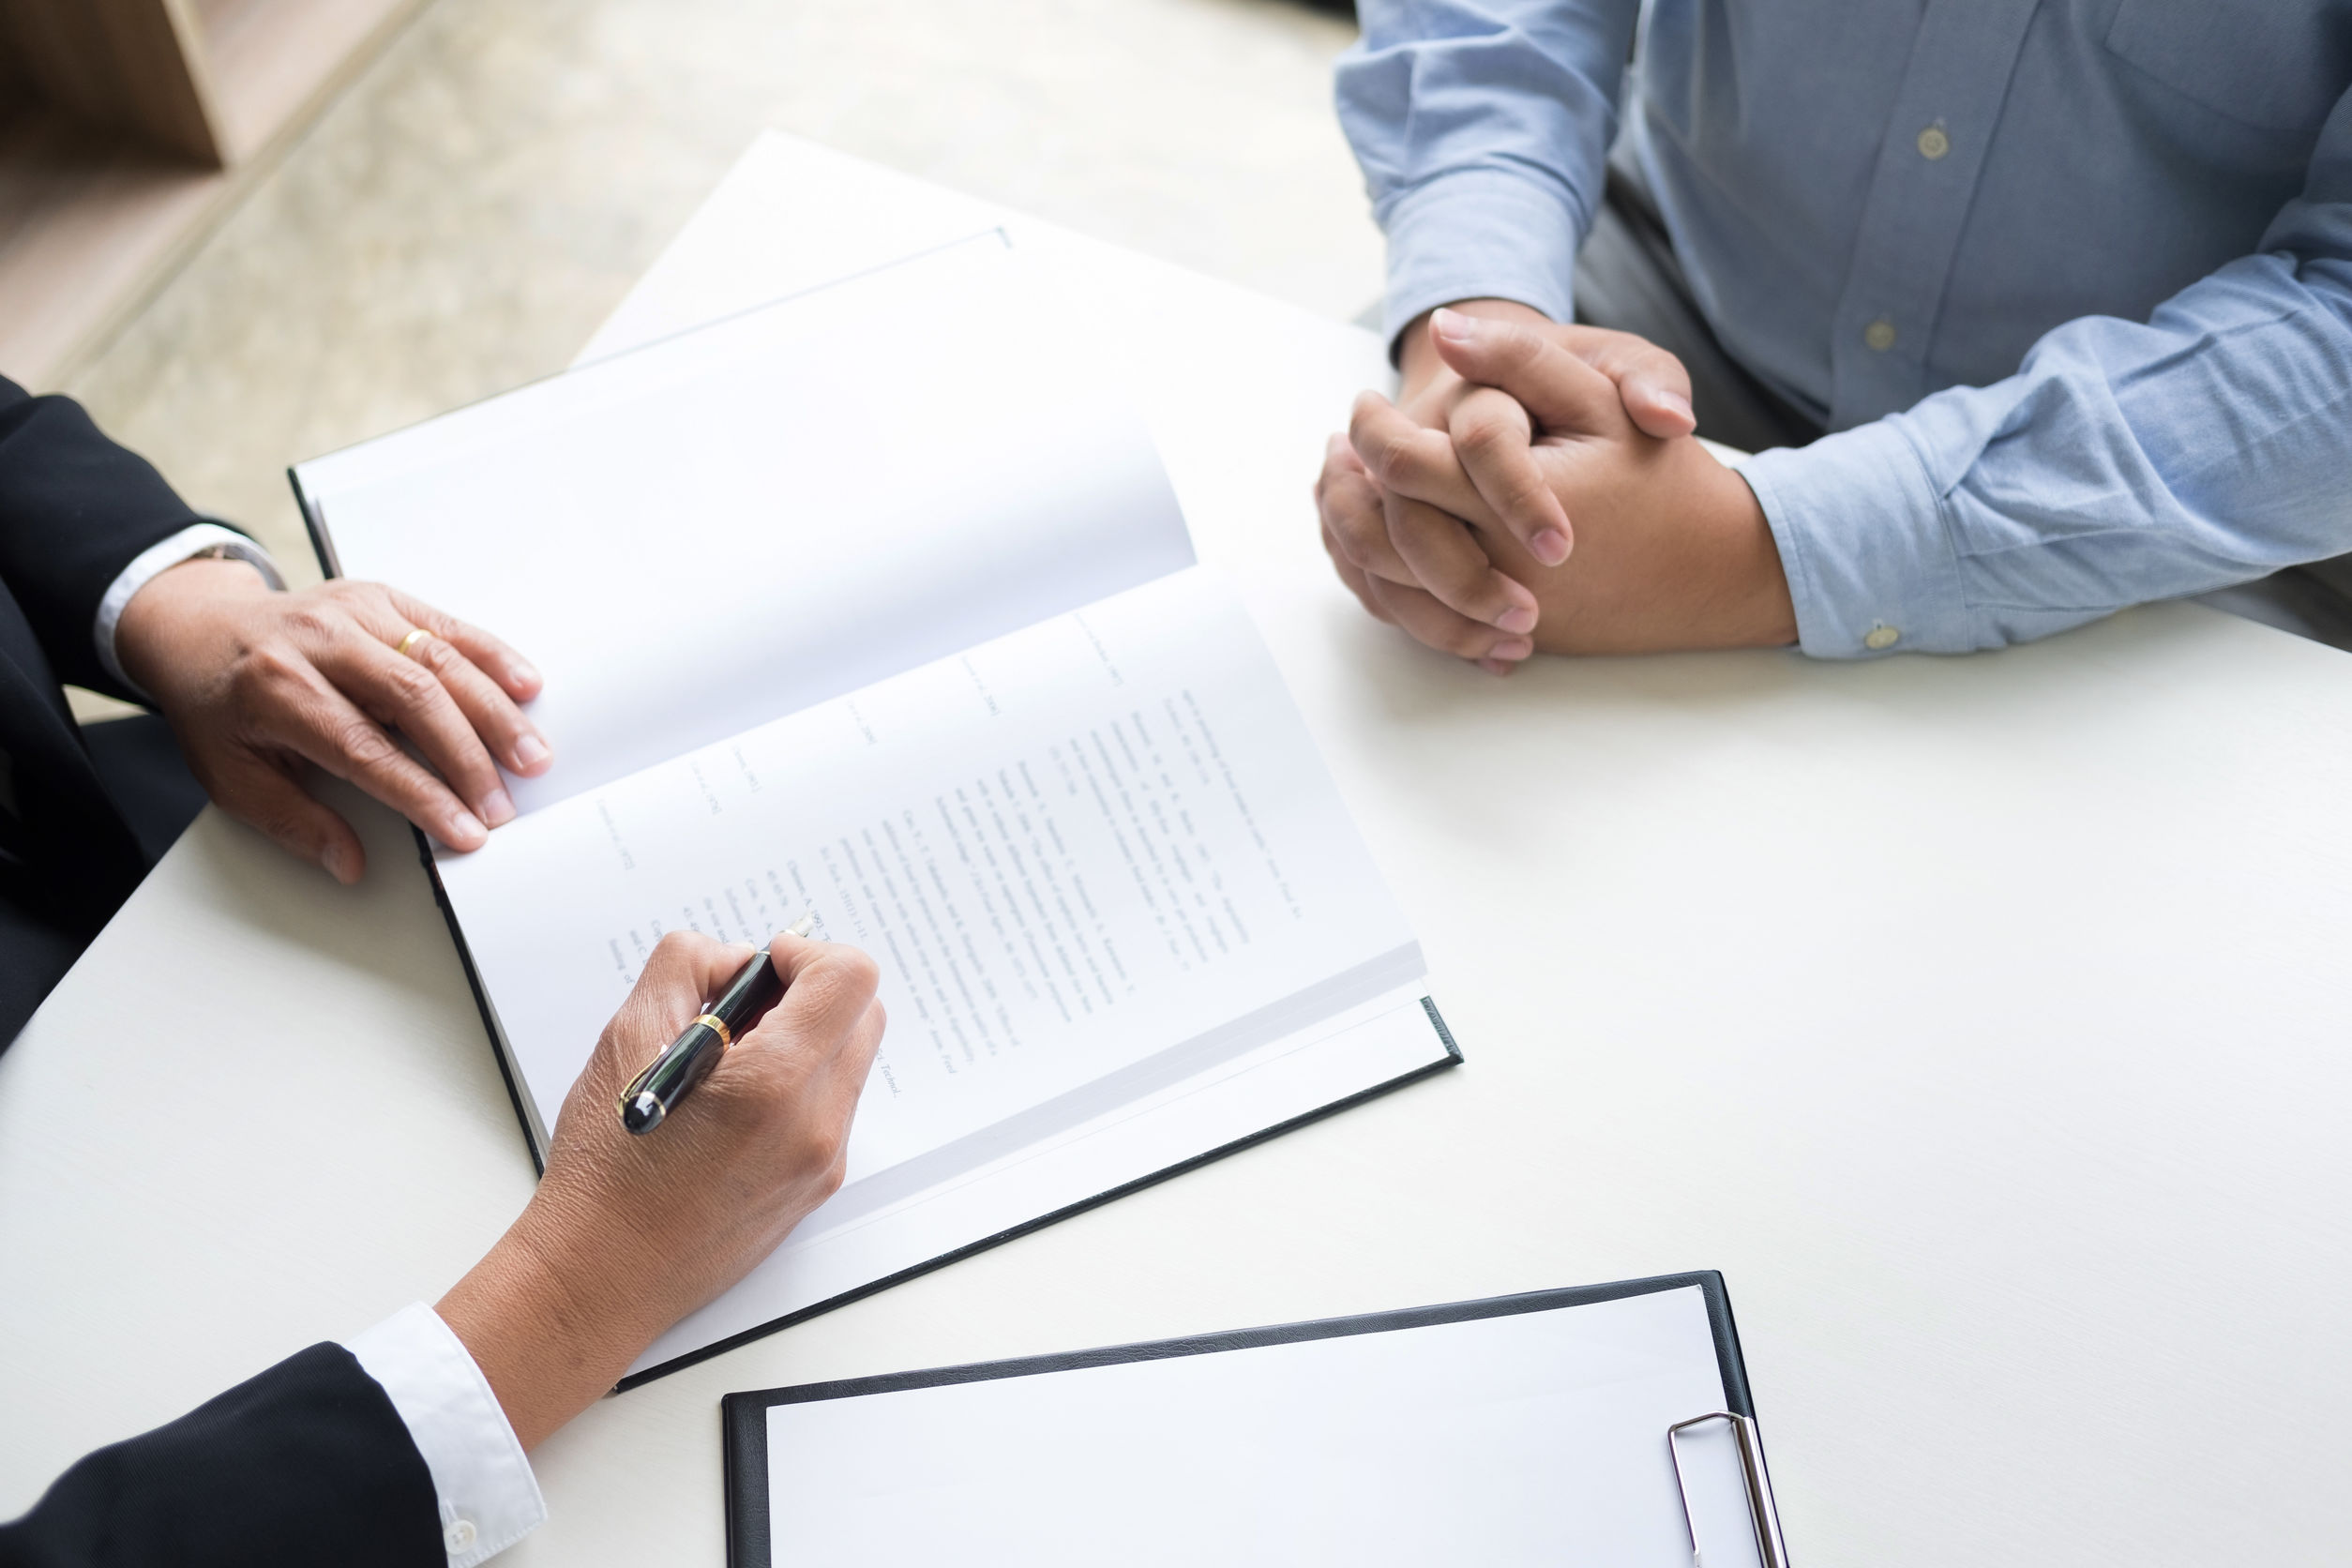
(95, 521, 284, 694)
(346, 1303, 547, 1566)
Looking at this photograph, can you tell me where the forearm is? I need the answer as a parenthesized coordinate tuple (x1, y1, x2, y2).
(0, 1344, 442, 1566)
(1747, 250, 2352, 657)
(1338, 0, 1640, 347)
(0, 381, 213, 696)
(434, 1198, 670, 1452)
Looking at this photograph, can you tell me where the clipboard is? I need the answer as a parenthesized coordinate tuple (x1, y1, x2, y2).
(721, 1271, 1789, 1567)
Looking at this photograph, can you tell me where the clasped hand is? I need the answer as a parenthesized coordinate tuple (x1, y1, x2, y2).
(1316, 303, 1798, 669)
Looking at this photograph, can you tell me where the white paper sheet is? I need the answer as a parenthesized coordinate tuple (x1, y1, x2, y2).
(761, 1284, 1758, 1567)
(441, 568, 1420, 1198)
(307, 239, 1193, 812)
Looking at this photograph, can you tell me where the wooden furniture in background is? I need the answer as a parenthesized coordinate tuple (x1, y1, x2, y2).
(0, 0, 429, 388)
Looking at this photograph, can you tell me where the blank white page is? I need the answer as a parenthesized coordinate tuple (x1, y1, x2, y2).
(302, 238, 1191, 813)
(762, 1285, 1758, 1567)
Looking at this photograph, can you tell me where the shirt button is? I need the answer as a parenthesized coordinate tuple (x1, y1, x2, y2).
(1863, 624, 1901, 651)
(1916, 124, 1951, 160)
(445, 1518, 478, 1552)
(1863, 317, 1897, 353)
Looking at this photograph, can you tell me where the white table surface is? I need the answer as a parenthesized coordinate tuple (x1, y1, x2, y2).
(7, 134, 2351, 1566)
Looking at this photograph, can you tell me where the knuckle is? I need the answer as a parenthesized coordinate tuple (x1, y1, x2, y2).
(1493, 326, 1543, 368)
(1455, 411, 1515, 459)
(282, 604, 339, 642)
(1326, 462, 1378, 512)
(800, 954, 879, 1021)
(815, 1154, 850, 1201)
(244, 799, 309, 842)
(1330, 496, 1381, 547)
(406, 632, 455, 671)
(335, 718, 400, 770)
(1422, 557, 1481, 602)
(791, 1120, 849, 1178)
(1383, 497, 1442, 550)
(1368, 430, 1419, 482)
(837, 946, 882, 998)
(386, 658, 440, 703)
(234, 643, 306, 695)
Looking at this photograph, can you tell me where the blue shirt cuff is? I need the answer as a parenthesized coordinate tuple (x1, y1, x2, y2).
(1740, 421, 1983, 658)
(1377, 167, 1585, 351)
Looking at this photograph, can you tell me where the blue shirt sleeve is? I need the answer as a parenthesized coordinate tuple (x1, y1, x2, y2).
(1335, 0, 1640, 347)
(1743, 88, 2352, 659)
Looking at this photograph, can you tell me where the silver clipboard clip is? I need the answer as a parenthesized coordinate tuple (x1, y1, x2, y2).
(1666, 1411, 1789, 1568)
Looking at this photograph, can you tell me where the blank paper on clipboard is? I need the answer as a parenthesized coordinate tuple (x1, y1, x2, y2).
(720, 1273, 1788, 1567)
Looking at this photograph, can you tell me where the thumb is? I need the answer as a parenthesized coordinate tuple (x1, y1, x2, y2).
(1563, 324, 1696, 438)
(1427, 308, 1625, 434)
(207, 747, 369, 884)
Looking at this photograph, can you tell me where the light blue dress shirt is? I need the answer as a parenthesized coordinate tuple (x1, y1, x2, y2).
(1335, 0, 2352, 656)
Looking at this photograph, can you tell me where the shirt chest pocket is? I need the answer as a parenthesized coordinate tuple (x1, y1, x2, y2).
(2103, 0, 2352, 130)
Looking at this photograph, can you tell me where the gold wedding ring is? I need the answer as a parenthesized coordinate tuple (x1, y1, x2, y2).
(394, 627, 430, 659)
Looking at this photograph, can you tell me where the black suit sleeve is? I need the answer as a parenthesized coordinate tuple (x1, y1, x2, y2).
(0, 1343, 443, 1568)
(0, 378, 212, 701)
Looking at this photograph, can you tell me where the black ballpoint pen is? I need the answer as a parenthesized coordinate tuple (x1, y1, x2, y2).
(619, 912, 817, 1135)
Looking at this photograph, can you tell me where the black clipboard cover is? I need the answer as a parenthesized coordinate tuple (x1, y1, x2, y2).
(718, 1271, 1756, 1568)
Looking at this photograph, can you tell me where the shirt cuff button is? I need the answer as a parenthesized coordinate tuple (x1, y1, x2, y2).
(1863, 624, 1901, 651)
(445, 1518, 478, 1553)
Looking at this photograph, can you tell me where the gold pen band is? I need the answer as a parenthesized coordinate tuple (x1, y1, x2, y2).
(691, 1012, 731, 1047)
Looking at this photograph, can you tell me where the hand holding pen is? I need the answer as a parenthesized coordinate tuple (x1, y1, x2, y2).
(619, 912, 820, 1134)
(443, 927, 885, 1443)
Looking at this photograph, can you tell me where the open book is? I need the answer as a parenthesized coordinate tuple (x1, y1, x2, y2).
(290, 239, 1458, 1383)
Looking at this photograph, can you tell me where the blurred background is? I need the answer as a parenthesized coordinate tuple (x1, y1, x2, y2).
(0, 0, 1376, 588)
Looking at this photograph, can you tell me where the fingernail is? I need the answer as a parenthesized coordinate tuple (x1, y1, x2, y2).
(1478, 657, 1517, 677)
(1491, 637, 1534, 661)
(446, 810, 487, 849)
(1660, 390, 1695, 423)
(1532, 528, 1571, 566)
(511, 660, 542, 687)
(1431, 307, 1476, 341)
(322, 843, 360, 883)
(482, 787, 516, 827)
(512, 733, 550, 771)
(1495, 605, 1537, 636)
